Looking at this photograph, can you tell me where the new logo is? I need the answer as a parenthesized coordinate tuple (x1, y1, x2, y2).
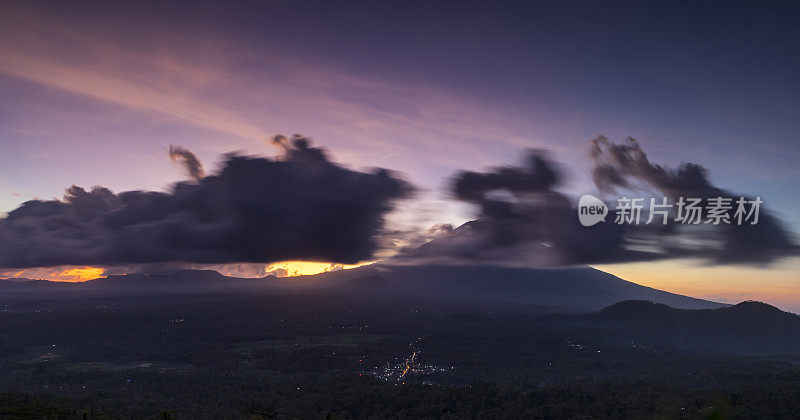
(578, 195, 608, 226)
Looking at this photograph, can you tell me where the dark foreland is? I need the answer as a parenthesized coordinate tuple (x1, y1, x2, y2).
(2, 265, 800, 418)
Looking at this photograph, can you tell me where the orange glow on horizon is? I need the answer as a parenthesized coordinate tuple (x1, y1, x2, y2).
(595, 257, 800, 313)
(263, 260, 375, 277)
(1, 261, 375, 282)
(52, 267, 105, 282)
(0, 266, 105, 282)
(7, 259, 797, 312)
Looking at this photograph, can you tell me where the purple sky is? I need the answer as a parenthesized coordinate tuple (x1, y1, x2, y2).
(0, 1, 798, 307)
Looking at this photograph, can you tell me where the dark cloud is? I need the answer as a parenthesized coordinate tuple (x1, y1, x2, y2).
(0, 137, 412, 268)
(453, 152, 560, 220)
(410, 140, 797, 267)
(454, 152, 559, 201)
(590, 136, 798, 264)
(168, 145, 205, 181)
(429, 149, 641, 265)
(591, 136, 715, 198)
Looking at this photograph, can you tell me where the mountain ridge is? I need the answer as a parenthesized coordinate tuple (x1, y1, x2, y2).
(566, 299, 800, 354)
(0, 265, 722, 311)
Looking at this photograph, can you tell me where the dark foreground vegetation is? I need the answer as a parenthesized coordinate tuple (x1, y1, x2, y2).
(1, 290, 800, 418)
(4, 374, 800, 419)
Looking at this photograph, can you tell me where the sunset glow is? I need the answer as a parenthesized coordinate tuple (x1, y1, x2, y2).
(0, 266, 107, 282)
(1, 262, 376, 282)
(56, 266, 105, 281)
(597, 258, 800, 312)
(263, 261, 375, 277)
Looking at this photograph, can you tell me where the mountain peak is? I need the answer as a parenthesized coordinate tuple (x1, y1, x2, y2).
(721, 300, 794, 317)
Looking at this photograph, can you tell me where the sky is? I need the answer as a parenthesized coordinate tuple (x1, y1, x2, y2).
(0, 1, 798, 308)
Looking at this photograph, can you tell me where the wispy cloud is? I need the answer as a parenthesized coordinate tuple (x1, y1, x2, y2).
(0, 5, 560, 171)
(0, 8, 266, 141)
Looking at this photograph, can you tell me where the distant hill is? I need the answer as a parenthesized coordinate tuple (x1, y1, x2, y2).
(1, 264, 722, 312)
(560, 300, 800, 354)
(596, 299, 797, 325)
(0, 270, 276, 294)
(279, 263, 723, 311)
(0, 278, 76, 291)
(86, 269, 235, 288)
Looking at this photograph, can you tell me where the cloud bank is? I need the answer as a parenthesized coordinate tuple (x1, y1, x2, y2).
(401, 138, 797, 266)
(0, 137, 412, 268)
(590, 136, 797, 263)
